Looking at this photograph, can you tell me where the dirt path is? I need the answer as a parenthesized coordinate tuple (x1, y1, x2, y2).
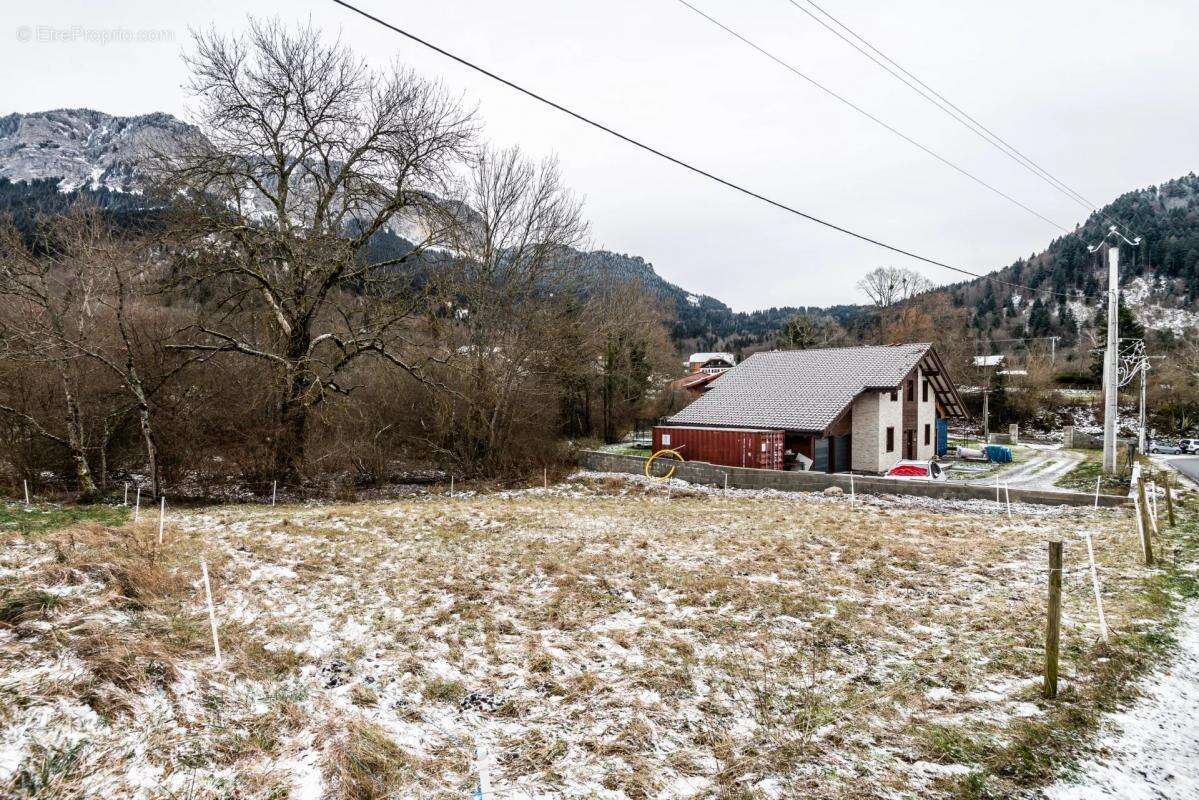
(963, 449, 1087, 492)
(1044, 606, 1199, 799)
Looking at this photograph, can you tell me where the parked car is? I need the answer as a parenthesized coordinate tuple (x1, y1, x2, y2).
(1149, 440, 1182, 454)
(1180, 439, 1199, 454)
(884, 460, 947, 481)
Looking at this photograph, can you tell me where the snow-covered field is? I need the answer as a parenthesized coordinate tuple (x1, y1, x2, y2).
(0, 476, 1169, 799)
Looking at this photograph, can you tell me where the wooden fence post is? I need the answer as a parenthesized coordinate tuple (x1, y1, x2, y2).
(1163, 472, 1176, 527)
(1136, 475, 1155, 566)
(1044, 540, 1063, 699)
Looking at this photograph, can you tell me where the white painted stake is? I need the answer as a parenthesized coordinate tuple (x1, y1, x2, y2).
(1148, 482, 1159, 531)
(23, 479, 30, 507)
(1083, 532, 1109, 642)
(1094, 475, 1101, 508)
(123, 482, 129, 506)
(1005, 483, 1013, 518)
(134, 486, 141, 522)
(849, 472, 856, 506)
(271, 480, 277, 506)
(449, 476, 454, 497)
(543, 467, 548, 490)
(158, 496, 166, 545)
(473, 745, 492, 800)
(995, 475, 1001, 504)
(723, 472, 728, 490)
(199, 558, 222, 666)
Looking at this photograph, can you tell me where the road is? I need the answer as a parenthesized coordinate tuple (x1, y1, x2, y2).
(1165, 455, 1199, 484)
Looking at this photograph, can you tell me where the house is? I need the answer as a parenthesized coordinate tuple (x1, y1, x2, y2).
(667, 369, 722, 401)
(686, 352, 736, 374)
(655, 343, 966, 474)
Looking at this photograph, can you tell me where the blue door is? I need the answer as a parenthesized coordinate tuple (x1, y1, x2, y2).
(936, 418, 948, 457)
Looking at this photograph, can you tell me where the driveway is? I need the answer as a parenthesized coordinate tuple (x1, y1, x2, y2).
(961, 448, 1086, 492)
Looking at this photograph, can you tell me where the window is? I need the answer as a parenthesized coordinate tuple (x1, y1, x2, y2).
(662, 434, 670, 446)
(924, 424, 931, 445)
(906, 380, 914, 401)
(889, 389, 898, 402)
(922, 380, 929, 402)
(886, 427, 895, 453)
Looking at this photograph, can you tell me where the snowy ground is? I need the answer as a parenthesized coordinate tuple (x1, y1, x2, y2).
(0, 475, 1174, 799)
(1045, 604, 1199, 800)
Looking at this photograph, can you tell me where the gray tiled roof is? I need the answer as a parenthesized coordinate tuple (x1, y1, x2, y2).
(666, 343, 933, 432)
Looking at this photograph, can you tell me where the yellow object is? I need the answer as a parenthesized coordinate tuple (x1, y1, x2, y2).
(645, 448, 684, 480)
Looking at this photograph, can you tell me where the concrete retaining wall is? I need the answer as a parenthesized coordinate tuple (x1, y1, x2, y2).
(579, 451, 1128, 508)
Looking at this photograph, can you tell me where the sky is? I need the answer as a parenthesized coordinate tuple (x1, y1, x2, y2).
(2, 0, 1196, 310)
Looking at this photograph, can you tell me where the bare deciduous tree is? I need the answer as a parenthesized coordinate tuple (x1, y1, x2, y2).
(857, 266, 934, 308)
(161, 19, 476, 479)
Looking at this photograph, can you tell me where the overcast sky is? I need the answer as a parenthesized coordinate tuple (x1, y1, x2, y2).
(3, 0, 1195, 310)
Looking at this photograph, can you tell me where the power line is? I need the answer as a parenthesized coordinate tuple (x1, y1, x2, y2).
(675, 0, 1069, 233)
(327, 0, 1078, 300)
(781, 0, 1137, 238)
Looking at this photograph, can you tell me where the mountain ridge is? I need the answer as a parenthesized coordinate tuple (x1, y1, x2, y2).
(2, 108, 1196, 350)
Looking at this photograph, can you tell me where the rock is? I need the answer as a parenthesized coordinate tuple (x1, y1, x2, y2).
(823, 486, 844, 497)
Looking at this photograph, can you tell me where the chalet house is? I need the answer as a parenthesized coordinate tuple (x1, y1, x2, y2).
(654, 343, 966, 474)
(686, 352, 736, 374)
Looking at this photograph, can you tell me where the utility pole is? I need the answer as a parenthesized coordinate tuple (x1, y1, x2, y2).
(1088, 226, 1141, 475)
(1139, 367, 1148, 454)
(982, 388, 990, 442)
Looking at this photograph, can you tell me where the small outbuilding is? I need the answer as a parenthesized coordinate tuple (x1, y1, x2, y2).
(655, 343, 966, 474)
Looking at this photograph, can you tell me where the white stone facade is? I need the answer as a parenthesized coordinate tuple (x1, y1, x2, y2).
(851, 388, 904, 473)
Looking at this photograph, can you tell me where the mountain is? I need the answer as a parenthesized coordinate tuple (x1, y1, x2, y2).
(945, 174, 1199, 341)
(0, 109, 201, 192)
(2, 108, 1196, 350)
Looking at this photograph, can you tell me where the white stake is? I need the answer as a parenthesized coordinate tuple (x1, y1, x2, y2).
(849, 472, 856, 506)
(1083, 532, 1109, 642)
(1148, 482, 1159, 530)
(543, 467, 548, 490)
(723, 472, 728, 490)
(1094, 475, 1101, 508)
(158, 496, 166, 545)
(449, 476, 454, 497)
(200, 558, 222, 666)
(23, 479, 30, 507)
(157, 496, 166, 546)
(271, 479, 277, 506)
(1005, 483, 1012, 518)
(134, 486, 141, 522)
(474, 745, 492, 800)
(123, 482, 129, 506)
(995, 474, 1001, 504)
(1133, 496, 1147, 562)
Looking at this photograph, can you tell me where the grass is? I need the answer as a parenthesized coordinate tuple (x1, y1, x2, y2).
(1054, 456, 1131, 494)
(941, 494, 1199, 798)
(0, 476, 1181, 798)
(0, 500, 128, 535)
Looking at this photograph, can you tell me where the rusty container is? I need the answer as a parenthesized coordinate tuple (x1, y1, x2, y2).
(652, 426, 785, 470)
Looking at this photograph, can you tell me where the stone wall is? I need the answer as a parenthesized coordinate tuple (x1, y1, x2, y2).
(579, 451, 1127, 508)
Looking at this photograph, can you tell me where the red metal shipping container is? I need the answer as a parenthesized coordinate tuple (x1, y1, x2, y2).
(652, 426, 785, 470)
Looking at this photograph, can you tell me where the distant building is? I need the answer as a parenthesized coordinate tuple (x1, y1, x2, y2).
(655, 343, 966, 474)
(667, 369, 723, 401)
(686, 352, 736, 374)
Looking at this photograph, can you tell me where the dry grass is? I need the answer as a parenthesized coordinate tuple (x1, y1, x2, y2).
(0, 480, 1180, 799)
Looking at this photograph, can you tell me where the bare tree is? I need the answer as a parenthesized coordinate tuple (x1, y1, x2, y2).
(159, 19, 476, 479)
(0, 209, 110, 499)
(857, 266, 934, 308)
(429, 146, 589, 470)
